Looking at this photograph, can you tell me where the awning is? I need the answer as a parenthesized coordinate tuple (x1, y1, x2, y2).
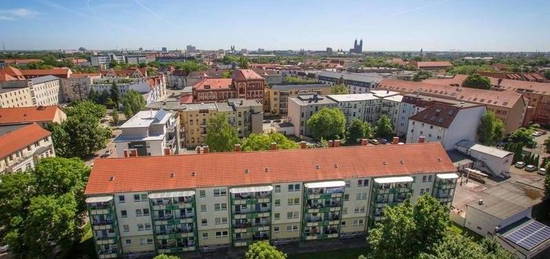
(374, 176, 414, 184)
(304, 181, 346, 189)
(230, 185, 273, 194)
(148, 191, 195, 199)
(437, 173, 459, 179)
(86, 196, 113, 203)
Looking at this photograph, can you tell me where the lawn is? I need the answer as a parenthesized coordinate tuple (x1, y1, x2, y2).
(288, 247, 366, 259)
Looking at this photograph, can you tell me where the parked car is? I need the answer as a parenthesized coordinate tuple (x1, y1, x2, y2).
(0, 245, 9, 253)
(514, 161, 526, 168)
(525, 165, 537, 172)
(538, 168, 547, 176)
(368, 139, 379, 145)
(532, 131, 543, 137)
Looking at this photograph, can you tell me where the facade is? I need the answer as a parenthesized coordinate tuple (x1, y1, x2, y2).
(28, 76, 62, 106)
(287, 95, 337, 137)
(406, 103, 486, 150)
(315, 71, 383, 94)
(265, 84, 332, 115)
(91, 75, 167, 105)
(91, 54, 126, 67)
(0, 105, 66, 127)
(455, 140, 513, 178)
(191, 69, 266, 104)
(0, 87, 33, 108)
(0, 123, 56, 174)
(85, 142, 457, 258)
(114, 110, 180, 157)
(60, 73, 101, 102)
(410, 61, 453, 71)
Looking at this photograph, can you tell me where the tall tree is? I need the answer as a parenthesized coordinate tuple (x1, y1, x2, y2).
(375, 115, 394, 139)
(462, 74, 491, 89)
(330, 84, 349, 94)
(412, 194, 450, 253)
(346, 119, 371, 144)
(477, 111, 504, 145)
(121, 90, 146, 118)
(205, 113, 239, 152)
(65, 100, 107, 120)
(110, 82, 120, 108)
(368, 201, 416, 259)
(509, 127, 535, 147)
(306, 107, 346, 140)
(241, 133, 298, 151)
(245, 241, 287, 259)
(412, 71, 432, 81)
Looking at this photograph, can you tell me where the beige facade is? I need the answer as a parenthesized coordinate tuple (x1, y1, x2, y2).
(265, 84, 332, 115)
(0, 124, 55, 174)
(0, 87, 33, 108)
(29, 76, 61, 106)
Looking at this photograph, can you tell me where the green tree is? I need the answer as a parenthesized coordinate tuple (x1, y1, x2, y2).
(375, 115, 394, 139)
(346, 119, 371, 144)
(110, 82, 120, 108)
(222, 70, 232, 78)
(283, 76, 318, 84)
(545, 166, 550, 198)
(205, 113, 239, 152)
(245, 241, 287, 259)
(419, 233, 513, 259)
(66, 100, 107, 120)
(306, 107, 346, 140)
(544, 70, 550, 80)
(509, 127, 535, 147)
(239, 57, 249, 69)
(544, 136, 550, 153)
(241, 133, 298, 151)
(330, 84, 349, 94)
(477, 111, 504, 145)
(121, 90, 146, 118)
(462, 74, 491, 89)
(111, 109, 120, 125)
(412, 194, 450, 253)
(153, 254, 181, 259)
(412, 71, 432, 81)
(368, 201, 416, 259)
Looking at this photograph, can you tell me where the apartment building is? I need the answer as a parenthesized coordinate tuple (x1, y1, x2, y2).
(60, 73, 101, 102)
(28, 76, 62, 106)
(91, 75, 167, 105)
(114, 110, 180, 157)
(265, 84, 331, 115)
(0, 105, 66, 127)
(20, 68, 72, 79)
(406, 103, 486, 150)
(192, 69, 266, 103)
(85, 142, 458, 258)
(287, 95, 337, 137)
(0, 123, 56, 174)
(314, 71, 383, 93)
(379, 79, 526, 133)
(0, 87, 33, 108)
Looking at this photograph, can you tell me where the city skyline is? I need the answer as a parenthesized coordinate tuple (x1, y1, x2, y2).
(0, 0, 548, 52)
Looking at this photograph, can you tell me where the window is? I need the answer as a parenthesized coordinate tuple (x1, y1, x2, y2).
(274, 199, 280, 206)
(135, 209, 142, 217)
(343, 208, 348, 215)
(345, 181, 350, 188)
(274, 185, 281, 193)
(288, 198, 299, 206)
(118, 195, 125, 203)
(201, 205, 207, 212)
(220, 189, 227, 196)
(214, 203, 221, 211)
(293, 225, 298, 231)
(221, 203, 227, 211)
(222, 217, 228, 224)
(274, 213, 280, 220)
(358, 179, 369, 187)
(288, 184, 300, 192)
(287, 212, 293, 219)
(202, 233, 208, 240)
(428, 175, 433, 182)
(215, 218, 221, 225)
(143, 208, 150, 216)
(199, 190, 206, 198)
(145, 223, 151, 230)
(123, 225, 129, 232)
(213, 189, 220, 197)
(286, 225, 292, 232)
(138, 224, 144, 231)
(121, 210, 127, 218)
(274, 226, 280, 232)
(344, 194, 350, 201)
(201, 219, 207, 226)
(125, 239, 131, 245)
(422, 175, 427, 182)
(341, 221, 346, 226)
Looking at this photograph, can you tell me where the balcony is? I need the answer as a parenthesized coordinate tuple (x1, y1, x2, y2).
(156, 227, 194, 235)
(92, 219, 114, 226)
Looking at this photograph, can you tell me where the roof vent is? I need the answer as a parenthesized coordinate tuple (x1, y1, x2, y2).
(334, 164, 338, 168)
(170, 172, 176, 178)
(383, 161, 388, 165)
(478, 199, 484, 205)
(437, 158, 442, 162)
(400, 160, 404, 165)
(315, 165, 320, 170)
(264, 167, 269, 172)
(191, 171, 196, 176)
(245, 169, 250, 174)
(109, 176, 115, 181)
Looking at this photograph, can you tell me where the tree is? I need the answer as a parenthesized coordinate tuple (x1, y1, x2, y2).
(375, 115, 394, 139)
(66, 100, 107, 120)
(545, 166, 550, 198)
(306, 107, 346, 140)
(111, 109, 120, 125)
(330, 84, 349, 94)
(412, 71, 432, 81)
(509, 127, 536, 147)
(477, 111, 504, 145)
(544, 70, 550, 80)
(121, 90, 146, 118)
(412, 194, 450, 253)
(462, 74, 491, 89)
(238, 57, 249, 69)
(419, 233, 513, 259)
(245, 241, 286, 259)
(110, 82, 120, 108)
(205, 113, 239, 152)
(241, 133, 298, 151)
(346, 119, 371, 144)
(544, 136, 550, 153)
(153, 254, 181, 259)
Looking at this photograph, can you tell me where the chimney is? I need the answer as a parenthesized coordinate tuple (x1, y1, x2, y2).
(164, 148, 172, 156)
(360, 138, 368, 145)
(478, 199, 484, 205)
(203, 145, 209, 153)
(334, 139, 341, 147)
(328, 140, 334, 147)
(418, 136, 426, 143)
(234, 143, 241, 152)
(196, 146, 202, 154)
(299, 141, 307, 149)
(392, 137, 399, 144)
(270, 142, 278, 150)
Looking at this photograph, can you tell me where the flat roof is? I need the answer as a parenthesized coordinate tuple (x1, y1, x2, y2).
(119, 109, 171, 128)
(437, 173, 459, 179)
(456, 140, 512, 159)
(316, 71, 383, 83)
(271, 84, 329, 91)
(327, 93, 379, 102)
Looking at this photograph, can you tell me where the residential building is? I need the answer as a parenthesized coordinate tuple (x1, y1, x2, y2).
(406, 103, 486, 150)
(325, 93, 380, 125)
(409, 61, 453, 71)
(0, 87, 33, 108)
(0, 105, 66, 127)
(20, 68, 72, 79)
(28, 76, 62, 106)
(192, 69, 266, 103)
(253, 69, 283, 85)
(125, 55, 148, 65)
(315, 71, 383, 93)
(455, 140, 513, 178)
(91, 75, 167, 105)
(184, 69, 229, 89)
(379, 79, 527, 133)
(287, 95, 337, 137)
(60, 73, 101, 102)
(114, 110, 180, 157)
(265, 84, 331, 115)
(0, 123, 55, 174)
(0, 66, 26, 81)
(91, 54, 126, 67)
(84, 142, 457, 257)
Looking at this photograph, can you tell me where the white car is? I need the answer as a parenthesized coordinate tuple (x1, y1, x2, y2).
(525, 165, 537, 172)
(538, 168, 547, 176)
(0, 245, 9, 253)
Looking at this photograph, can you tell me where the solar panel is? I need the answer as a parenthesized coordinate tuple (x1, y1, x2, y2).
(503, 220, 550, 250)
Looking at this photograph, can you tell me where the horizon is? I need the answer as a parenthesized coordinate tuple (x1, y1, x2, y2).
(0, 0, 549, 52)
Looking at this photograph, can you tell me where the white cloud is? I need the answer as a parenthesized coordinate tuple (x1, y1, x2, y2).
(0, 8, 38, 21)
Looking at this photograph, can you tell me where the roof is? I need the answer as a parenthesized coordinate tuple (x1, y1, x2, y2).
(0, 66, 25, 79)
(21, 68, 71, 77)
(0, 71, 17, 82)
(271, 84, 329, 91)
(316, 71, 383, 83)
(84, 142, 456, 195)
(0, 106, 62, 125)
(232, 69, 264, 81)
(0, 123, 51, 160)
(119, 110, 171, 128)
(290, 95, 337, 105)
(30, 75, 59, 84)
(456, 140, 512, 158)
(193, 78, 233, 90)
(379, 79, 523, 109)
(415, 61, 453, 68)
(71, 73, 101, 78)
(409, 103, 461, 128)
(327, 93, 379, 102)
(499, 218, 550, 251)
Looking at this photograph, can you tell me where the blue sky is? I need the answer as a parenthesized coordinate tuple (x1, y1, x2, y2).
(0, 0, 548, 51)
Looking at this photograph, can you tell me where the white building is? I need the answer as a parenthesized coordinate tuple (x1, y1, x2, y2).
(406, 103, 486, 150)
(326, 94, 380, 125)
(29, 75, 61, 106)
(455, 140, 513, 178)
(91, 75, 167, 105)
(114, 109, 180, 157)
(315, 71, 384, 93)
(287, 95, 337, 137)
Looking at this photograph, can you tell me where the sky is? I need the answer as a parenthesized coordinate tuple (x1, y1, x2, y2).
(0, 0, 548, 52)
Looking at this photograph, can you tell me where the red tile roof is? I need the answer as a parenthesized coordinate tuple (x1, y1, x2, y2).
(84, 143, 455, 195)
(193, 78, 233, 90)
(415, 61, 453, 69)
(71, 73, 101, 78)
(409, 103, 461, 128)
(0, 106, 62, 125)
(0, 66, 25, 79)
(424, 75, 550, 95)
(0, 123, 51, 160)
(232, 69, 264, 81)
(21, 68, 72, 78)
(180, 94, 194, 104)
(0, 71, 18, 82)
(1, 59, 42, 65)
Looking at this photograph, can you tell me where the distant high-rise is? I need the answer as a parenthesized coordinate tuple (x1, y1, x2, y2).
(350, 38, 363, 54)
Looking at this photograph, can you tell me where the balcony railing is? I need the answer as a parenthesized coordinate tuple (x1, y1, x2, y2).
(156, 227, 194, 235)
(92, 219, 114, 225)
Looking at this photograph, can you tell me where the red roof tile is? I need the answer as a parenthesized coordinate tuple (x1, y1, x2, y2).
(0, 123, 51, 160)
(180, 94, 194, 104)
(0, 106, 63, 125)
(85, 143, 456, 195)
(193, 78, 233, 90)
(21, 68, 72, 78)
(415, 61, 453, 68)
(232, 69, 264, 81)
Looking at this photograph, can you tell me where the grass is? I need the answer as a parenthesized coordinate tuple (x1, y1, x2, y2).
(448, 222, 482, 241)
(288, 247, 366, 259)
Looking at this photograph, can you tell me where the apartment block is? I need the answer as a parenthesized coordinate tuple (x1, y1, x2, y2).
(114, 110, 180, 157)
(0, 87, 33, 108)
(85, 143, 458, 258)
(287, 95, 337, 137)
(0, 123, 56, 174)
(265, 84, 331, 115)
(0, 105, 66, 127)
(314, 71, 383, 94)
